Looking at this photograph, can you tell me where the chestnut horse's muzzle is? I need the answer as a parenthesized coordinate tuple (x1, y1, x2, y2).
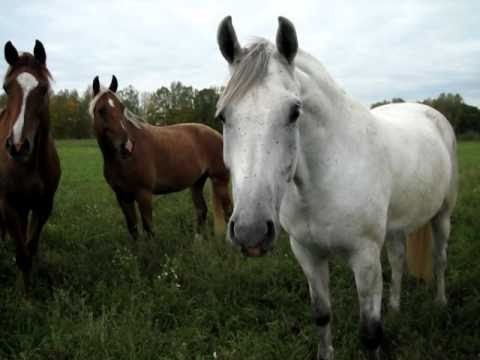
(120, 139, 134, 159)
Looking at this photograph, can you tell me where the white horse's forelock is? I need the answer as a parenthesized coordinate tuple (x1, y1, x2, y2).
(216, 39, 274, 117)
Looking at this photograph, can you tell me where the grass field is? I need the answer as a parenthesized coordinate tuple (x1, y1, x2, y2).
(0, 140, 479, 360)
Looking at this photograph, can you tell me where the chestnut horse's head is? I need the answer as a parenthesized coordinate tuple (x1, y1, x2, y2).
(89, 75, 142, 159)
(2, 40, 51, 162)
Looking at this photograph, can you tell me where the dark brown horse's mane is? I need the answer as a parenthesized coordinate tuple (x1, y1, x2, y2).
(4, 53, 52, 83)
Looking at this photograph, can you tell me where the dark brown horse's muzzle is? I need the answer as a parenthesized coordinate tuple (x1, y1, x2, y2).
(6, 136, 31, 162)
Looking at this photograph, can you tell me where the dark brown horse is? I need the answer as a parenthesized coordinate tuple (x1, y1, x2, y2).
(90, 76, 232, 240)
(0, 40, 61, 294)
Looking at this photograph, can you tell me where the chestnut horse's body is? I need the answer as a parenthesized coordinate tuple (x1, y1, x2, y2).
(90, 77, 232, 239)
(0, 41, 61, 293)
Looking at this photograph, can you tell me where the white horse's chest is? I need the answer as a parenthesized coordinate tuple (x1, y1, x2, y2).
(279, 140, 389, 253)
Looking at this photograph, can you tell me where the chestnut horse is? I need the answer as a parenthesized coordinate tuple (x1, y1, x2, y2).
(0, 40, 61, 294)
(89, 76, 232, 240)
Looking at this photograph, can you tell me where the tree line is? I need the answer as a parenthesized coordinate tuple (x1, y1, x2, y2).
(0, 86, 479, 139)
(371, 93, 480, 136)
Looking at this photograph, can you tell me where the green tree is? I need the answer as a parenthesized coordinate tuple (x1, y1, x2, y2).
(194, 88, 221, 131)
(370, 97, 405, 109)
(117, 85, 140, 114)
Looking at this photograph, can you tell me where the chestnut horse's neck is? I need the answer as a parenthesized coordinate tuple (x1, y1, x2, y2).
(97, 121, 142, 161)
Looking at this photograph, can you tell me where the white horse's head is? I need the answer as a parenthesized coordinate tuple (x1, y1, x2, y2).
(217, 16, 301, 256)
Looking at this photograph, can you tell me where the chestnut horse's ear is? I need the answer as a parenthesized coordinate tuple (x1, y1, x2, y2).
(276, 16, 298, 64)
(109, 75, 118, 93)
(217, 16, 241, 64)
(34, 40, 46, 65)
(93, 76, 100, 96)
(4, 41, 19, 66)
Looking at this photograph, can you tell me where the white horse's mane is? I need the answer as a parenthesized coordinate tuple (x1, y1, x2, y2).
(88, 86, 144, 129)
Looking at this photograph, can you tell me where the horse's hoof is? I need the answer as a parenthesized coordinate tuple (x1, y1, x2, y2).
(435, 295, 447, 307)
(316, 345, 334, 360)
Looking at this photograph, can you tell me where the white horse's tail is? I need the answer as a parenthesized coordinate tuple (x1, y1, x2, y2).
(406, 223, 433, 281)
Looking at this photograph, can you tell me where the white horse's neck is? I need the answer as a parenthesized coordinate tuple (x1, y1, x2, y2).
(289, 49, 381, 193)
(294, 49, 373, 131)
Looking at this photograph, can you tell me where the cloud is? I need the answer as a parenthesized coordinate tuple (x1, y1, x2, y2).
(0, 0, 478, 106)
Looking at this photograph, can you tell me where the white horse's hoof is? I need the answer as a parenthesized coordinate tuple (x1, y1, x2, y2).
(317, 345, 334, 360)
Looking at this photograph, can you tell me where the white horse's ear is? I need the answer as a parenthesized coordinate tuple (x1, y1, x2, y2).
(217, 16, 242, 64)
(276, 16, 298, 64)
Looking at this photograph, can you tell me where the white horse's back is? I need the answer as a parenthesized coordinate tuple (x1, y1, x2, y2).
(371, 102, 456, 232)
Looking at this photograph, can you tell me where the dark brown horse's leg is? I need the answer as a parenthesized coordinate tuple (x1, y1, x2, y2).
(191, 176, 208, 239)
(116, 193, 139, 240)
(0, 213, 5, 241)
(137, 191, 154, 238)
(27, 198, 53, 256)
(4, 204, 31, 294)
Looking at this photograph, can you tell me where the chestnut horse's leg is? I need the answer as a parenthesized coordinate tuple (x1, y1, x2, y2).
(116, 193, 139, 240)
(212, 177, 233, 223)
(137, 190, 154, 238)
(4, 204, 31, 294)
(191, 175, 208, 239)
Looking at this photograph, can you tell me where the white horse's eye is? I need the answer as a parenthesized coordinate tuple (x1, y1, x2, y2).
(217, 113, 226, 124)
(289, 104, 301, 123)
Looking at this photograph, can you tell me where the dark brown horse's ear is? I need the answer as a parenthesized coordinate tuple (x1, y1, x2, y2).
(109, 75, 118, 93)
(217, 16, 241, 64)
(93, 76, 100, 96)
(276, 16, 298, 64)
(34, 40, 46, 65)
(4, 41, 19, 66)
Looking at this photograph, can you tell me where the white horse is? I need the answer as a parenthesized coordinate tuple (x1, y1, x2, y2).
(216, 16, 457, 359)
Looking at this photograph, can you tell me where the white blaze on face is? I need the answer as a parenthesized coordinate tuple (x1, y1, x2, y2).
(13, 72, 38, 144)
(108, 98, 115, 108)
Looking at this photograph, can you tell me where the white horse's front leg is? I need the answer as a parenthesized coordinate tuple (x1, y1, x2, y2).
(349, 242, 383, 355)
(385, 231, 406, 311)
(290, 238, 333, 360)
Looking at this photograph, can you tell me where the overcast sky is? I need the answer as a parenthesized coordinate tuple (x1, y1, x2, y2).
(1, 0, 479, 106)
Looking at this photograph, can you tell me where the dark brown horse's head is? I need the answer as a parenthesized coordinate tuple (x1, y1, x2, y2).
(2, 40, 51, 162)
(90, 75, 137, 159)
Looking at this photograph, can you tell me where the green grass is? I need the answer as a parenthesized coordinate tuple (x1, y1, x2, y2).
(0, 139, 479, 360)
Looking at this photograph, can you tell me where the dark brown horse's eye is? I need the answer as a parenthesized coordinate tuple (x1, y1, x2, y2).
(3, 85, 7, 94)
(217, 113, 226, 124)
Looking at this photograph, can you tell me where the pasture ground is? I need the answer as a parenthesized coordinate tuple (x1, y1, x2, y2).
(0, 140, 479, 359)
